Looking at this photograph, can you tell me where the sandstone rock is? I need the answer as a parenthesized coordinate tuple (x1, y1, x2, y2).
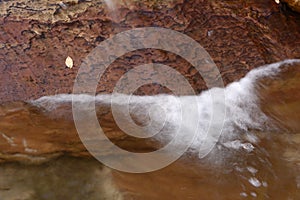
(0, 0, 300, 102)
(0, 0, 300, 163)
(0, 101, 161, 163)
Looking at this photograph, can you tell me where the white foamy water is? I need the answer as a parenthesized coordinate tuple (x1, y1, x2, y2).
(31, 59, 300, 158)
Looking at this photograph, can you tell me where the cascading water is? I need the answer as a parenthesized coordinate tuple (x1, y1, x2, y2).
(32, 59, 300, 159)
(26, 59, 300, 198)
(1, 59, 299, 199)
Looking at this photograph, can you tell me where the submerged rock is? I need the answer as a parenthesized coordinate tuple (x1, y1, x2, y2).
(0, 157, 122, 200)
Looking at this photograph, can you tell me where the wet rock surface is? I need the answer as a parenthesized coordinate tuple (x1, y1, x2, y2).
(0, 99, 164, 163)
(1, 0, 300, 102)
(0, 61, 299, 162)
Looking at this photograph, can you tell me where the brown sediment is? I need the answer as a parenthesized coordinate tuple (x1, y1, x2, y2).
(1, 0, 300, 102)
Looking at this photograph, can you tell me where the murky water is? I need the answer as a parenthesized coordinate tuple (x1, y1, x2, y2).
(0, 157, 122, 200)
(0, 60, 299, 199)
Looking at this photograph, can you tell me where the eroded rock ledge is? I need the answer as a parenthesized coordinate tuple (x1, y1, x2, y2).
(0, 0, 300, 102)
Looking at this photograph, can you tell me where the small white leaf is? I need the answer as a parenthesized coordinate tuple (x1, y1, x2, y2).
(65, 56, 73, 69)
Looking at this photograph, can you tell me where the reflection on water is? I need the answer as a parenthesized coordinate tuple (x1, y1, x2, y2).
(0, 60, 300, 199)
(0, 157, 122, 200)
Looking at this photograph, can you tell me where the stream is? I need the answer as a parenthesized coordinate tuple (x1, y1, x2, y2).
(0, 60, 299, 199)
